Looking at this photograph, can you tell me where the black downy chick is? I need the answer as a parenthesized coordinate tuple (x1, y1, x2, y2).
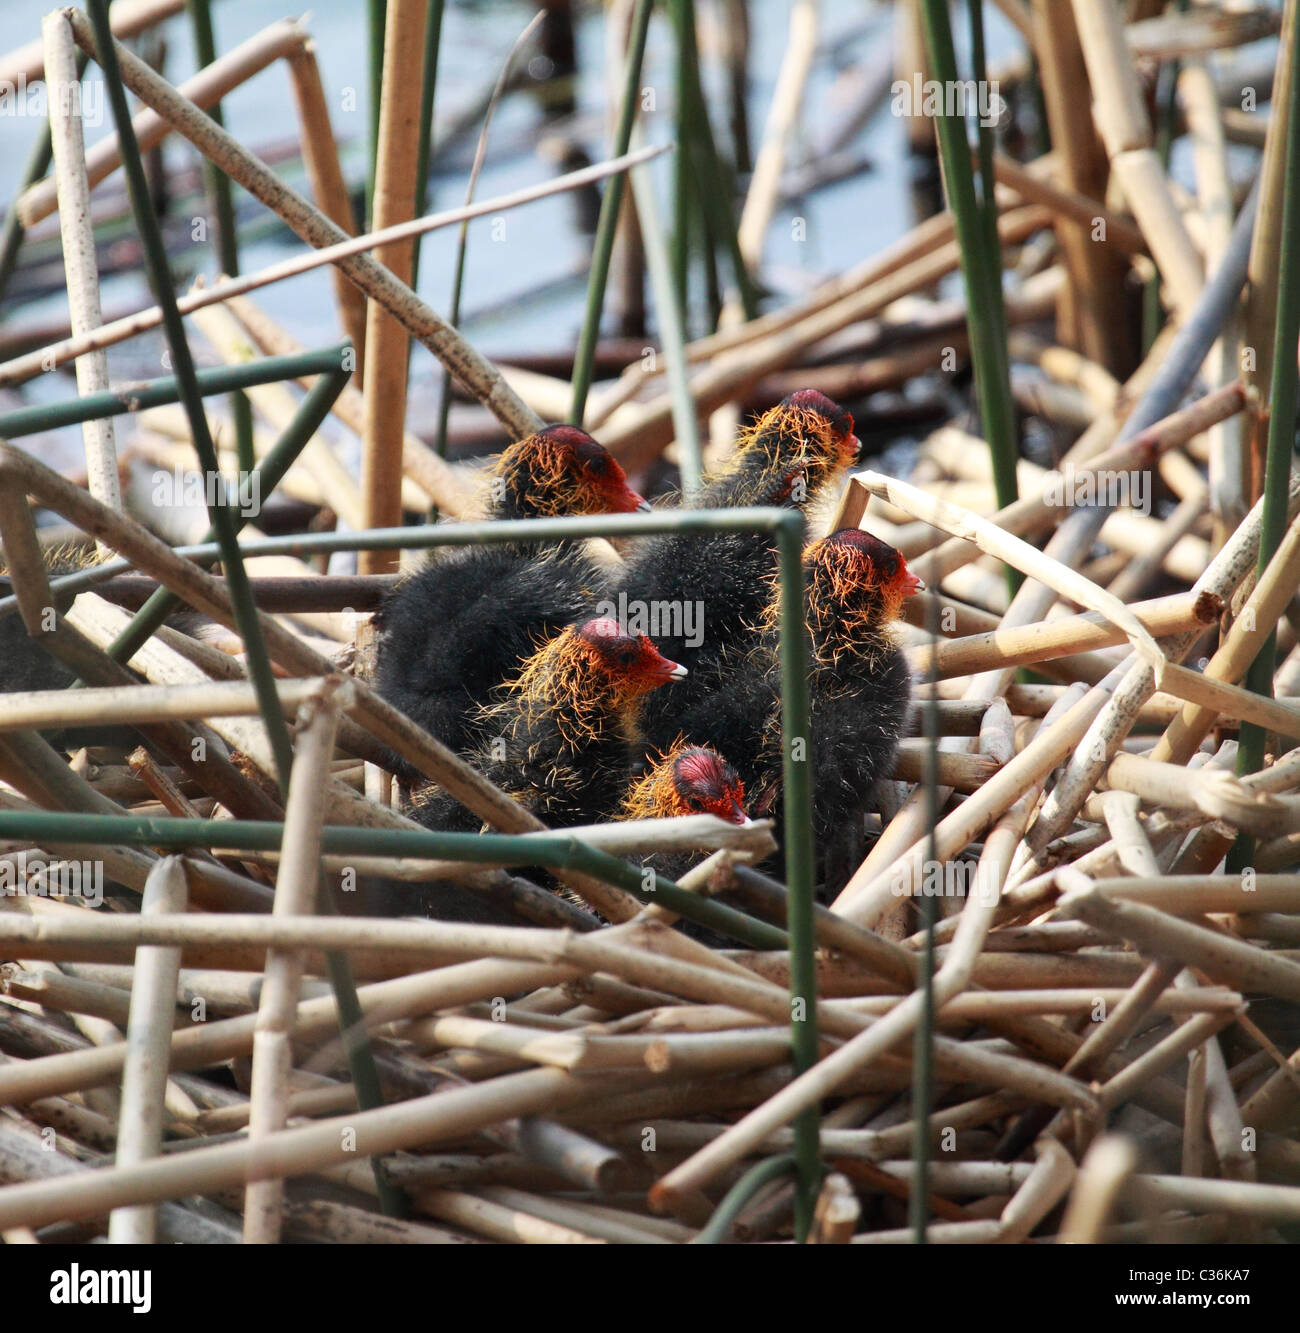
(612, 389, 860, 755)
(670, 527, 921, 857)
(354, 618, 688, 922)
(361, 621, 687, 927)
(373, 426, 649, 775)
(0, 551, 142, 752)
(412, 616, 687, 835)
(618, 737, 750, 881)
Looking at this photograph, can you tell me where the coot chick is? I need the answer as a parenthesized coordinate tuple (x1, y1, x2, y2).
(374, 426, 649, 773)
(671, 527, 921, 850)
(613, 389, 859, 754)
(413, 616, 686, 833)
(622, 739, 750, 827)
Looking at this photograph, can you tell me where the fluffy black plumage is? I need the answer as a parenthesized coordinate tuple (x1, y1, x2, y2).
(0, 548, 85, 690)
(0, 580, 75, 693)
(612, 391, 859, 754)
(0, 560, 137, 752)
(375, 543, 609, 768)
(793, 528, 919, 842)
(411, 617, 687, 835)
(348, 869, 534, 926)
(661, 646, 778, 811)
(365, 616, 688, 925)
(805, 644, 913, 839)
(667, 528, 919, 855)
(373, 426, 646, 776)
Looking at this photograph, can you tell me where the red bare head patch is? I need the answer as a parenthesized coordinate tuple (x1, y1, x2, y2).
(573, 618, 686, 692)
(671, 745, 749, 824)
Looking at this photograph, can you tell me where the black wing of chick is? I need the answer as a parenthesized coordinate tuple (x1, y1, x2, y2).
(809, 640, 913, 838)
(659, 529, 921, 885)
(374, 541, 608, 766)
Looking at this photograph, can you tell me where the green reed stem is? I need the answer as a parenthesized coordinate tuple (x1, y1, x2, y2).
(627, 142, 702, 499)
(668, 0, 760, 321)
(433, 15, 542, 459)
(695, 1154, 797, 1243)
(409, 0, 445, 295)
(0, 93, 73, 309)
(85, 0, 400, 1216)
(366, 0, 387, 226)
(105, 358, 352, 666)
(1234, 11, 1300, 867)
(570, 0, 655, 424)
(920, 0, 1018, 529)
(774, 514, 821, 1241)
(910, 567, 941, 1241)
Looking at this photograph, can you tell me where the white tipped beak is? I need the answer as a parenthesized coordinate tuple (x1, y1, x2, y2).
(635, 498, 653, 514)
(669, 663, 688, 680)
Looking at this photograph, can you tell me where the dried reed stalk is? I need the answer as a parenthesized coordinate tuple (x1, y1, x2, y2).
(216, 292, 471, 514)
(284, 39, 369, 361)
(596, 207, 1052, 468)
(1243, 0, 1299, 501)
(63, 8, 541, 438)
(855, 471, 1165, 667)
(189, 300, 369, 527)
(361, 0, 428, 576)
(990, 150, 1146, 256)
(106, 856, 187, 1243)
(910, 590, 1220, 680)
(1153, 506, 1300, 762)
(21, 18, 309, 227)
(1070, 0, 1204, 316)
(0, 444, 641, 918)
(244, 681, 346, 1243)
(0, 0, 182, 86)
(1180, 55, 1244, 534)
(0, 146, 664, 392)
(736, 0, 816, 265)
(1057, 1135, 1138, 1243)
(42, 11, 121, 551)
(900, 381, 1247, 589)
(1059, 880, 1300, 1003)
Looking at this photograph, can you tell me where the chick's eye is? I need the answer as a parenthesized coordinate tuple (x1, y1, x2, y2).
(586, 455, 611, 477)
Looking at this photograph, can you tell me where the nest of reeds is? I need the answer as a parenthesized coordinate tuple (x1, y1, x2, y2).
(0, 0, 1299, 1250)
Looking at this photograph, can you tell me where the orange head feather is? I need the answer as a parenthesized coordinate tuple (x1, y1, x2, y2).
(712, 389, 859, 504)
(480, 618, 686, 753)
(492, 425, 649, 519)
(761, 528, 921, 668)
(623, 738, 749, 824)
